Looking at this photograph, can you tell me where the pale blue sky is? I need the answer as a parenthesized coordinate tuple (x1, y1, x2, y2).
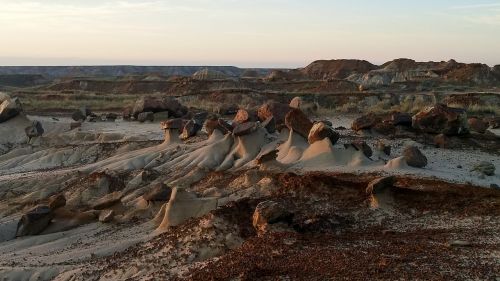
(0, 0, 499, 67)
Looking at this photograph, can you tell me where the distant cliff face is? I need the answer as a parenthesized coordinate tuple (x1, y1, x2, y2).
(0, 66, 271, 79)
(345, 59, 500, 88)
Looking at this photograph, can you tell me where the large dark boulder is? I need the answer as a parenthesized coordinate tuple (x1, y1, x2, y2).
(403, 146, 428, 168)
(25, 120, 44, 138)
(257, 101, 291, 126)
(412, 104, 469, 135)
(16, 205, 54, 237)
(351, 113, 382, 131)
(233, 121, 257, 136)
(0, 95, 22, 123)
(285, 108, 313, 138)
(181, 119, 202, 139)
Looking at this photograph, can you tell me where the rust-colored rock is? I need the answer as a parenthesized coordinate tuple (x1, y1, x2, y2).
(233, 109, 255, 124)
(257, 101, 291, 126)
(434, 133, 449, 149)
(285, 108, 313, 138)
(412, 104, 469, 135)
(403, 146, 428, 168)
(308, 122, 340, 145)
(351, 113, 382, 131)
(467, 118, 487, 134)
(233, 121, 257, 136)
(161, 118, 183, 130)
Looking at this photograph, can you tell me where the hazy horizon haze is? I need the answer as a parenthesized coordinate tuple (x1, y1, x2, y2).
(1, 0, 499, 67)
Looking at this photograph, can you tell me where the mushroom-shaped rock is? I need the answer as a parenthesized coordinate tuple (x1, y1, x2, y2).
(285, 108, 313, 139)
(181, 119, 202, 139)
(16, 205, 54, 237)
(257, 101, 291, 125)
(403, 146, 428, 168)
(412, 104, 469, 135)
(205, 118, 232, 136)
(25, 120, 44, 138)
(233, 121, 257, 136)
(308, 122, 340, 145)
(261, 116, 276, 134)
(161, 118, 183, 131)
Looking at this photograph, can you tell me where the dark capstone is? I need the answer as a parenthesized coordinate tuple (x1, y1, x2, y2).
(233, 121, 257, 136)
(261, 116, 276, 134)
(16, 205, 54, 237)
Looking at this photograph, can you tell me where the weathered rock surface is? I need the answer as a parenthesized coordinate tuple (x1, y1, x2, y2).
(0, 95, 22, 123)
(16, 205, 54, 237)
(233, 122, 257, 136)
(412, 104, 469, 135)
(137, 112, 154, 123)
(261, 116, 276, 134)
(48, 194, 66, 210)
(233, 109, 256, 124)
(181, 119, 202, 139)
(258, 101, 291, 126)
(403, 146, 428, 168)
(346, 141, 373, 158)
(467, 118, 487, 134)
(99, 210, 114, 223)
(351, 113, 382, 131)
(252, 200, 292, 235)
(285, 109, 313, 138)
(25, 120, 44, 138)
(366, 176, 396, 194)
(143, 183, 172, 202)
(308, 122, 340, 145)
(161, 118, 183, 131)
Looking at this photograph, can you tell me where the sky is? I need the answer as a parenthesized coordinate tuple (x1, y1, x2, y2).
(0, 0, 499, 67)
